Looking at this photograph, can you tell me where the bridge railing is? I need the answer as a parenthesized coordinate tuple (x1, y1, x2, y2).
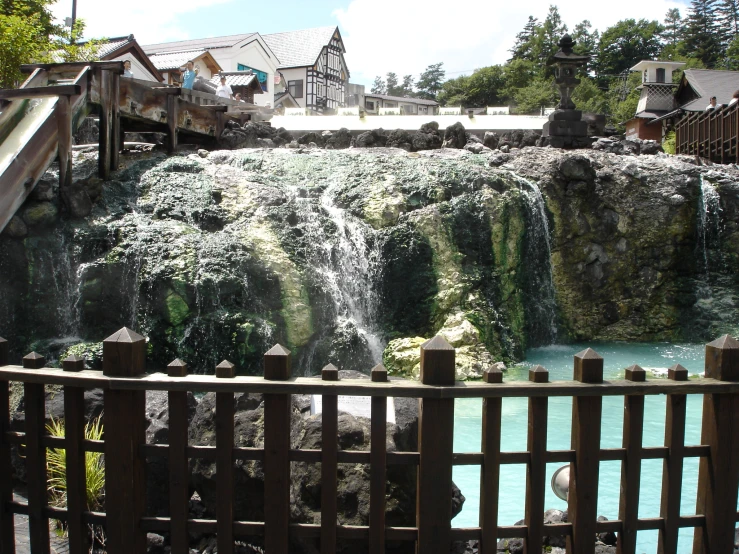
(0, 329, 738, 554)
(675, 101, 739, 163)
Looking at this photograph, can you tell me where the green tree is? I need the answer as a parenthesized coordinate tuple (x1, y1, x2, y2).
(539, 5, 568, 65)
(465, 65, 507, 107)
(503, 58, 538, 98)
(510, 16, 540, 61)
(513, 78, 557, 114)
(685, 0, 725, 66)
(725, 34, 739, 68)
(416, 62, 445, 100)
(386, 72, 403, 96)
(718, 0, 739, 41)
(437, 74, 470, 106)
(607, 72, 642, 131)
(1, 0, 58, 36)
(594, 19, 664, 79)
(0, 12, 45, 87)
(401, 74, 415, 97)
(571, 76, 608, 113)
(371, 76, 386, 94)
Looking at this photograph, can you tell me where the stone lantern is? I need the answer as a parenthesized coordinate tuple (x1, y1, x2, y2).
(542, 35, 592, 148)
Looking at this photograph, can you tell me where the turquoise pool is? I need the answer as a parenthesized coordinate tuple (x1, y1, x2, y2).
(451, 342, 737, 553)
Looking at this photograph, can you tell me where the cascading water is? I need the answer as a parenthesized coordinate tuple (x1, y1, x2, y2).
(509, 172, 558, 345)
(696, 177, 722, 279)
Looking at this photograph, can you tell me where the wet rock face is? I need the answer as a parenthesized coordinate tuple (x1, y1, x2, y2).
(2, 147, 739, 375)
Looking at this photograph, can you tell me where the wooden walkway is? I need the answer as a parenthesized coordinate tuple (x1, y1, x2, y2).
(675, 102, 739, 163)
(0, 61, 253, 234)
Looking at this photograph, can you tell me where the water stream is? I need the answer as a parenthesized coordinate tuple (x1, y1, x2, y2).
(696, 177, 722, 281)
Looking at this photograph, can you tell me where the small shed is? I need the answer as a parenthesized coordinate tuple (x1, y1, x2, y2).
(209, 72, 264, 103)
(149, 49, 222, 85)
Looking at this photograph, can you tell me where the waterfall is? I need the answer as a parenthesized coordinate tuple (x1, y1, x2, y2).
(697, 177, 722, 278)
(510, 172, 558, 345)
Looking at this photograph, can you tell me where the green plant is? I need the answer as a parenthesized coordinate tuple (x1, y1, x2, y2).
(663, 130, 676, 155)
(46, 414, 105, 510)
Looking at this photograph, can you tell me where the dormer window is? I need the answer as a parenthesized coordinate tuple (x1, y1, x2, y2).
(656, 68, 666, 83)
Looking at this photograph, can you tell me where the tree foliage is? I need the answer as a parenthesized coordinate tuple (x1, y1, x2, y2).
(416, 62, 445, 99)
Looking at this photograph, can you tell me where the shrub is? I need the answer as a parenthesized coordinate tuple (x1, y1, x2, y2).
(663, 131, 676, 155)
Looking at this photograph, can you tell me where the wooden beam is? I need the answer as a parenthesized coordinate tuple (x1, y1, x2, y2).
(0, 84, 80, 100)
(21, 61, 124, 74)
(56, 94, 73, 190)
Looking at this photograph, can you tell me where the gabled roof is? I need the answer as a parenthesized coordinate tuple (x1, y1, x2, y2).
(678, 69, 739, 111)
(210, 72, 262, 93)
(630, 60, 686, 72)
(143, 33, 257, 54)
(263, 26, 339, 68)
(94, 34, 164, 82)
(274, 91, 300, 108)
(364, 93, 438, 106)
(148, 49, 216, 71)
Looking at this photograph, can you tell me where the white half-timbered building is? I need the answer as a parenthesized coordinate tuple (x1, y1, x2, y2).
(264, 26, 349, 113)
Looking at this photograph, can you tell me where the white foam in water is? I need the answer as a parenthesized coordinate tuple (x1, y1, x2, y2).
(451, 342, 733, 553)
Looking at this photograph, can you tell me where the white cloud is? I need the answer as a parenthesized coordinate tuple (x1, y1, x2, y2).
(50, 0, 235, 45)
(335, 0, 686, 87)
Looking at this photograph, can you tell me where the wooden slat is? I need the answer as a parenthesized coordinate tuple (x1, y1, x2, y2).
(369, 380, 387, 554)
(110, 71, 120, 172)
(568, 349, 603, 554)
(658, 370, 687, 554)
(524, 367, 548, 554)
(263, 345, 291, 554)
(0, 84, 81, 100)
(166, 94, 178, 153)
(21, 61, 124, 74)
(320, 365, 338, 554)
(0, 360, 15, 553)
(97, 68, 112, 179)
(216, 390, 234, 554)
(64, 386, 88, 553)
(168, 389, 190, 553)
(693, 336, 739, 554)
(417, 337, 455, 554)
(25, 381, 50, 554)
(56, 94, 73, 190)
(480, 393, 502, 554)
(617, 391, 644, 553)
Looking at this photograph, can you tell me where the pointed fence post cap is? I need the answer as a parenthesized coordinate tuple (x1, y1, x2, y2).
(705, 334, 739, 381)
(103, 326, 146, 377)
(167, 358, 188, 377)
(625, 364, 646, 382)
(420, 335, 455, 386)
(668, 363, 689, 381)
(62, 354, 85, 372)
(371, 363, 388, 382)
(322, 363, 339, 381)
(215, 360, 235, 379)
(23, 351, 45, 369)
(264, 344, 292, 381)
(529, 364, 549, 383)
(573, 347, 603, 383)
(0, 336, 7, 367)
(483, 367, 503, 384)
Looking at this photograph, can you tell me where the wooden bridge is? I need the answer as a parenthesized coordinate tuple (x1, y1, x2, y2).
(0, 330, 738, 554)
(0, 61, 254, 234)
(675, 101, 739, 163)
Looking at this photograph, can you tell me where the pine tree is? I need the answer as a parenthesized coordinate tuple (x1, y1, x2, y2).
(385, 72, 402, 96)
(662, 9, 682, 47)
(718, 0, 739, 41)
(510, 16, 540, 61)
(401, 74, 415, 97)
(685, 0, 726, 66)
(370, 76, 385, 95)
(416, 62, 445, 100)
(540, 5, 568, 65)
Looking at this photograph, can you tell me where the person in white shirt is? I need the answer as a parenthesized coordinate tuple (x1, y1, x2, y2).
(122, 60, 134, 79)
(216, 76, 233, 100)
(706, 96, 717, 110)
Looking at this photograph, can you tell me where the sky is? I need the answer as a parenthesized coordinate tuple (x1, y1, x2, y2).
(51, 0, 690, 87)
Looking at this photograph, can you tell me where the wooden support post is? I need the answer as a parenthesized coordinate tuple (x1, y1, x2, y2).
(369, 364, 388, 554)
(103, 327, 147, 554)
(693, 335, 739, 554)
(167, 358, 190, 554)
(63, 353, 88, 553)
(215, 360, 235, 554)
(617, 365, 645, 554)
(263, 345, 292, 554)
(216, 111, 226, 142)
(567, 348, 603, 554)
(0, 337, 15, 554)
(111, 71, 120, 172)
(321, 364, 339, 554)
(56, 94, 73, 190)
(167, 94, 178, 154)
(659, 365, 688, 554)
(23, 352, 50, 554)
(417, 336, 455, 554)
(480, 367, 502, 554)
(525, 366, 549, 554)
(98, 69, 112, 179)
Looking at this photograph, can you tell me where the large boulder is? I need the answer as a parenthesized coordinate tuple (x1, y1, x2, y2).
(443, 122, 467, 149)
(326, 127, 352, 149)
(386, 129, 415, 151)
(354, 128, 387, 148)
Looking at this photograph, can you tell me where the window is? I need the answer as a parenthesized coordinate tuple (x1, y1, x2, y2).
(385, 101, 397, 108)
(366, 100, 375, 110)
(656, 68, 666, 83)
(289, 80, 304, 98)
(237, 63, 269, 91)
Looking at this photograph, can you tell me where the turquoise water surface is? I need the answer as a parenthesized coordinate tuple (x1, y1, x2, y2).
(451, 342, 737, 553)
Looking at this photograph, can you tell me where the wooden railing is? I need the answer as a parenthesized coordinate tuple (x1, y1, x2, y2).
(0, 329, 738, 554)
(675, 101, 739, 163)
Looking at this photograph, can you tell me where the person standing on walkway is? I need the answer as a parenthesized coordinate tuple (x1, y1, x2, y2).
(122, 60, 134, 78)
(216, 75, 233, 99)
(182, 61, 196, 90)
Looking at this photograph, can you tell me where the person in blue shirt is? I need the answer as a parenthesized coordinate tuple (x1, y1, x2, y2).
(182, 61, 196, 89)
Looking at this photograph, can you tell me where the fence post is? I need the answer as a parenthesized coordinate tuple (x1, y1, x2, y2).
(263, 345, 292, 554)
(0, 337, 14, 553)
(417, 336, 455, 554)
(103, 327, 147, 554)
(167, 358, 190, 554)
(321, 363, 339, 554)
(479, 367, 502, 554)
(215, 360, 235, 554)
(567, 348, 603, 554)
(693, 335, 739, 554)
(525, 366, 549, 554)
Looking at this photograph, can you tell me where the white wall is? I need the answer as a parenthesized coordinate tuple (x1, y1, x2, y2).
(208, 37, 279, 107)
(112, 53, 159, 82)
(280, 68, 308, 109)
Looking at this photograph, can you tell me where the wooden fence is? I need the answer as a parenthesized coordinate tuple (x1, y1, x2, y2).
(675, 101, 739, 163)
(0, 328, 738, 554)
